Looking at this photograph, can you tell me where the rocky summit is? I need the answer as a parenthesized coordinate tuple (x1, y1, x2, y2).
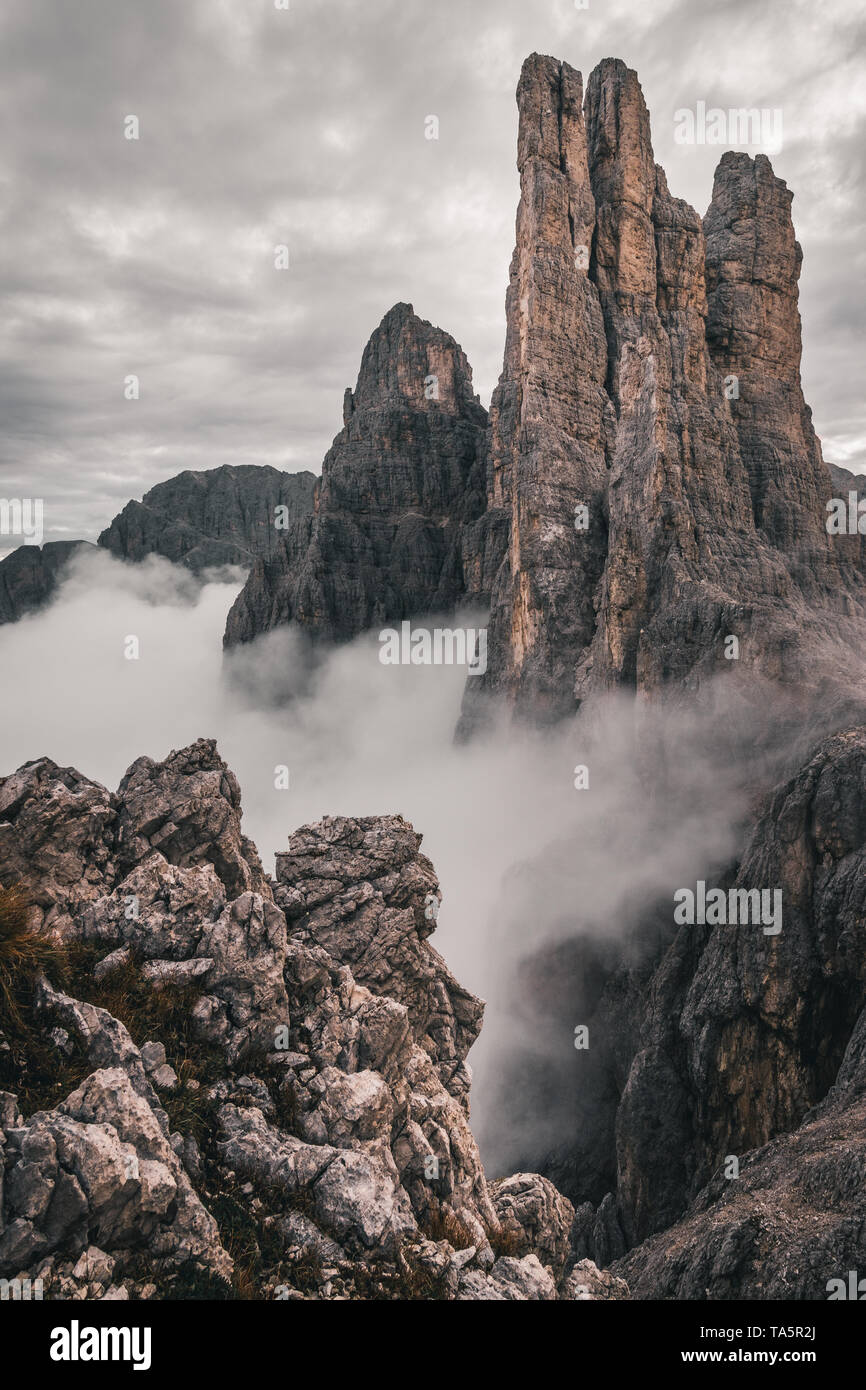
(223, 304, 505, 649)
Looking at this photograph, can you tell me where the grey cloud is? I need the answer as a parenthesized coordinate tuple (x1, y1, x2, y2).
(1, 0, 864, 547)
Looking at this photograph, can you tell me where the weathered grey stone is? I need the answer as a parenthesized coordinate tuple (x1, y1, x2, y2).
(274, 815, 482, 1104)
(115, 738, 268, 899)
(458, 1253, 558, 1301)
(563, 1259, 630, 1301)
(0, 1069, 231, 1283)
(490, 1171, 575, 1277)
(139, 1042, 167, 1075)
(72, 1245, 116, 1285)
(93, 948, 132, 981)
(0, 759, 117, 937)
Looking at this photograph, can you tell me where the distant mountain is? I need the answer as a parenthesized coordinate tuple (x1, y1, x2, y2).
(0, 539, 97, 625)
(98, 464, 317, 571)
(828, 459, 866, 499)
(0, 464, 318, 624)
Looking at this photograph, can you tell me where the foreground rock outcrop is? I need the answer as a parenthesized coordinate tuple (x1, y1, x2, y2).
(5, 730, 860, 1301)
(0, 739, 602, 1300)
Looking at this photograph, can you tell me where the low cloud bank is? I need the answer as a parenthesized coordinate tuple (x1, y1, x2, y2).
(0, 548, 787, 1170)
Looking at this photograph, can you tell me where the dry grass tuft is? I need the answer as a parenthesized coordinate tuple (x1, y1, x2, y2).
(419, 1204, 474, 1250)
(0, 883, 64, 1024)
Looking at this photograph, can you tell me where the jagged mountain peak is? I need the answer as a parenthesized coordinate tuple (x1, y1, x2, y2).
(347, 301, 485, 421)
(224, 298, 499, 648)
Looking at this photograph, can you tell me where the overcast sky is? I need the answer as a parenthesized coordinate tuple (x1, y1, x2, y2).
(2, 0, 864, 547)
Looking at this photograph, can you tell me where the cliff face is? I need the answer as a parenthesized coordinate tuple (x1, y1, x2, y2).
(0, 739, 607, 1301)
(704, 153, 837, 570)
(462, 55, 866, 729)
(223, 304, 504, 649)
(611, 1040, 866, 1300)
(618, 726, 866, 1247)
(482, 719, 866, 1294)
(476, 56, 613, 724)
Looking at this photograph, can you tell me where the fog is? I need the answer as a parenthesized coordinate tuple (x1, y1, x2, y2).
(0, 548, 779, 1170)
